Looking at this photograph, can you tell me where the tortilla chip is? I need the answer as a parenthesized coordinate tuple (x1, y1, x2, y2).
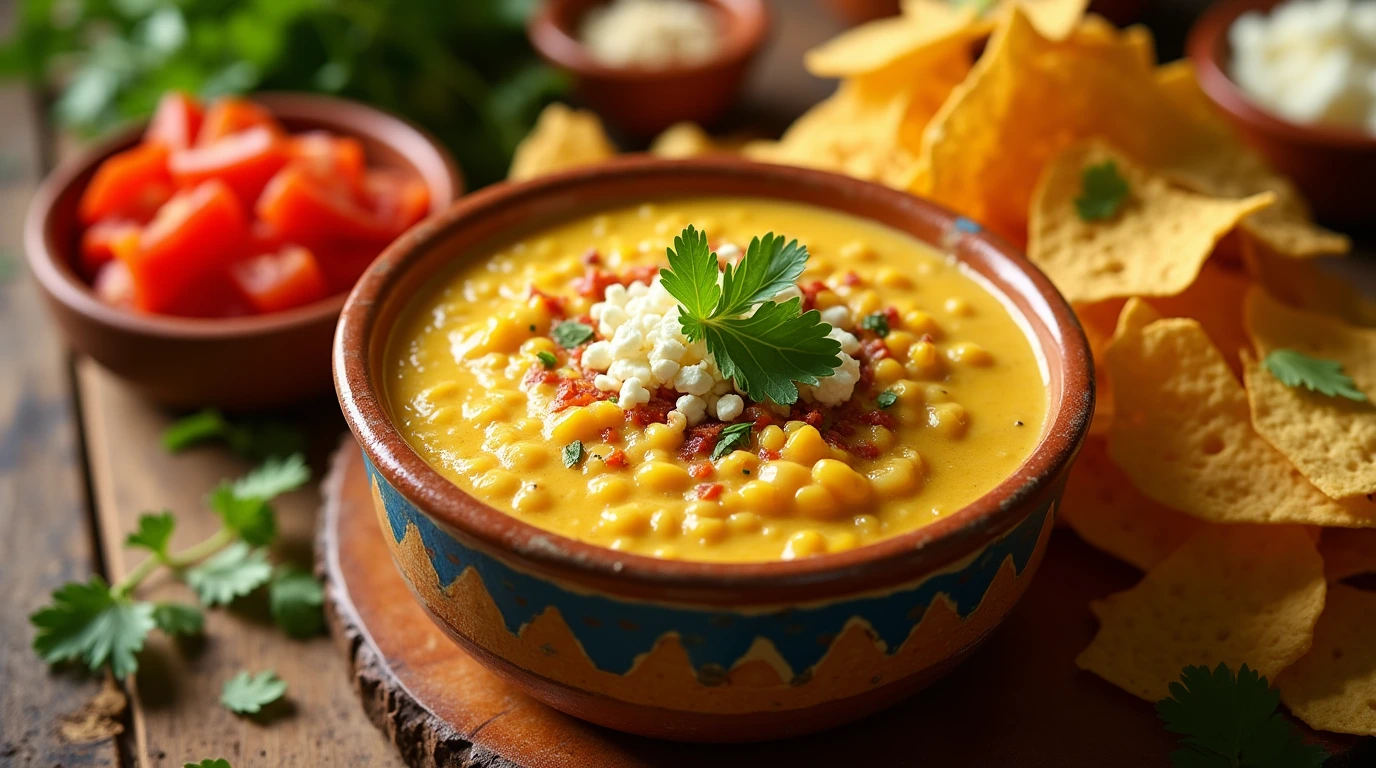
(1242, 238, 1376, 328)
(1060, 438, 1203, 570)
(650, 122, 725, 159)
(901, 0, 1091, 41)
(1106, 317, 1376, 527)
(1277, 584, 1376, 736)
(1243, 289, 1376, 500)
(1029, 141, 1273, 304)
(1318, 529, 1376, 581)
(1147, 261, 1251, 376)
(1076, 524, 1325, 702)
(508, 104, 617, 182)
(805, 4, 983, 79)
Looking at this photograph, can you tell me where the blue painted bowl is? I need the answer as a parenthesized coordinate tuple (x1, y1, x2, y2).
(334, 158, 1093, 742)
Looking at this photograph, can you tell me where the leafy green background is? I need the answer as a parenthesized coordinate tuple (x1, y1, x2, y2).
(0, 0, 568, 187)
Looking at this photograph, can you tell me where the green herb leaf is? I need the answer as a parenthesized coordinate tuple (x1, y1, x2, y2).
(185, 760, 232, 768)
(563, 440, 585, 468)
(152, 602, 204, 636)
(232, 453, 310, 501)
(551, 320, 594, 349)
(185, 543, 273, 607)
(208, 486, 277, 548)
(861, 312, 890, 337)
(221, 670, 288, 715)
(269, 567, 325, 639)
(162, 409, 304, 460)
(1264, 349, 1366, 402)
(716, 233, 808, 318)
(659, 225, 722, 320)
(876, 391, 898, 409)
(1156, 663, 1328, 768)
(711, 422, 753, 461)
(30, 576, 155, 679)
(536, 350, 558, 369)
(609, 395, 619, 404)
(1075, 161, 1130, 221)
(126, 511, 176, 559)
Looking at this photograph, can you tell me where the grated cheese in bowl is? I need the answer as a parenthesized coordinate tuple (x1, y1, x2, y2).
(579, 0, 721, 69)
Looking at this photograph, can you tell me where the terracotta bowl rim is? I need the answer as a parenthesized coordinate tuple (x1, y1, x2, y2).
(1187, 0, 1376, 151)
(336, 158, 1093, 594)
(527, 0, 771, 81)
(23, 91, 463, 342)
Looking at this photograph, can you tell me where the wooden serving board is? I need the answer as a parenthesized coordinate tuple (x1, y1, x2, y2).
(317, 438, 1372, 768)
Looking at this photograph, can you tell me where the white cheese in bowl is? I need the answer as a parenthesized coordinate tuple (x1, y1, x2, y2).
(579, 0, 721, 69)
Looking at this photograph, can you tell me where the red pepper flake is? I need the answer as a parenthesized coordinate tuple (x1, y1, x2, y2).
(744, 405, 776, 430)
(600, 427, 622, 445)
(574, 267, 620, 300)
(861, 337, 891, 362)
(688, 461, 713, 480)
(528, 287, 567, 318)
(822, 429, 849, 449)
(882, 306, 901, 327)
(862, 409, 896, 429)
(523, 366, 561, 388)
(841, 271, 862, 287)
(622, 264, 660, 287)
(789, 403, 825, 428)
(581, 248, 601, 265)
(799, 280, 827, 312)
(604, 448, 628, 469)
(757, 448, 782, 461)
(680, 422, 726, 460)
(918, 333, 934, 344)
(851, 442, 880, 460)
(552, 378, 599, 412)
(628, 397, 673, 427)
(694, 483, 725, 501)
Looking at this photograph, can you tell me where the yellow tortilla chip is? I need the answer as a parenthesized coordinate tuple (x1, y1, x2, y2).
(1318, 529, 1376, 581)
(1147, 261, 1252, 376)
(508, 104, 617, 182)
(1277, 584, 1376, 737)
(1076, 524, 1325, 702)
(902, 0, 1091, 41)
(1106, 317, 1376, 527)
(1029, 141, 1272, 304)
(805, 4, 983, 79)
(650, 122, 727, 159)
(1242, 237, 1376, 328)
(1060, 438, 1203, 570)
(1243, 289, 1376, 500)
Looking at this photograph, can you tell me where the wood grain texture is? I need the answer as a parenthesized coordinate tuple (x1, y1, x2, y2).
(76, 362, 403, 768)
(0, 80, 123, 767)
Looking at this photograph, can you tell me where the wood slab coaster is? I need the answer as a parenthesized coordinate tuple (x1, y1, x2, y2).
(319, 438, 1372, 768)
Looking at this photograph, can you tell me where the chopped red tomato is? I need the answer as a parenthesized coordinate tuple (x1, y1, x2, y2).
(289, 132, 365, 195)
(694, 483, 724, 501)
(604, 449, 628, 469)
(230, 245, 329, 314)
(256, 165, 397, 248)
(196, 97, 283, 145)
(362, 168, 430, 232)
(170, 126, 289, 207)
(116, 179, 248, 316)
(79, 219, 140, 279)
(78, 144, 173, 224)
(144, 92, 203, 150)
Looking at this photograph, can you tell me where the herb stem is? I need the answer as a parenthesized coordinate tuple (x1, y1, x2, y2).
(111, 527, 237, 597)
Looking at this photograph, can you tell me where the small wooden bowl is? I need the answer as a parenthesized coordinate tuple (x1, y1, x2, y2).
(25, 92, 462, 411)
(1189, 0, 1376, 221)
(527, 0, 769, 137)
(334, 158, 1094, 742)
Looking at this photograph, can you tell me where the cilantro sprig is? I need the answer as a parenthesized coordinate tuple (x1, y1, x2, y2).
(162, 409, 305, 461)
(221, 670, 288, 716)
(1264, 349, 1366, 402)
(711, 422, 753, 461)
(659, 226, 842, 405)
(1156, 663, 1328, 768)
(1076, 161, 1130, 221)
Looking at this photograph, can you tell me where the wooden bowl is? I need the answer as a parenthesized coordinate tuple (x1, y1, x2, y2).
(1188, 0, 1376, 222)
(25, 92, 462, 411)
(527, 0, 769, 137)
(334, 158, 1094, 742)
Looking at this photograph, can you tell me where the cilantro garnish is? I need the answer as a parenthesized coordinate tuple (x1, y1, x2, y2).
(1075, 161, 1130, 221)
(660, 226, 842, 405)
(1156, 663, 1328, 768)
(231, 453, 310, 500)
(185, 761, 232, 768)
(551, 320, 594, 349)
(563, 440, 585, 468)
(152, 603, 205, 636)
(186, 543, 273, 607)
(126, 512, 176, 559)
(1264, 349, 1366, 402)
(30, 576, 155, 679)
(861, 312, 890, 337)
(876, 391, 898, 409)
(269, 567, 325, 639)
(221, 670, 288, 715)
(711, 422, 753, 461)
(162, 409, 304, 460)
(536, 350, 558, 369)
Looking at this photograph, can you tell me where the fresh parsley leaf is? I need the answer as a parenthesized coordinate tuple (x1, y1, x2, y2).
(711, 422, 753, 461)
(536, 350, 558, 369)
(1075, 161, 1130, 221)
(185, 761, 232, 768)
(659, 225, 722, 320)
(232, 453, 310, 501)
(30, 576, 154, 679)
(563, 440, 585, 468)
(1156, 663, 1328, 768)
(208, 485, 277, 548)
(876, 391, 898, 409)
(609, 395, 619, 404)
(1264, 349, 1366, 402)
(269, 567, 325, 639)
(185, 543, 273, 607)
(152, 602, 204, 636)
(126, 512, 176, 559)
(162, 409, 231, 452)
(716, 233, 808, 318)
(162, 409, 304, 460)
(551, 320, 594, 349)
(861, 312, 890, 337)
(221, 670, 288, 715)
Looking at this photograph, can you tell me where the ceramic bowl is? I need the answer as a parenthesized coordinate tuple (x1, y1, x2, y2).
(527, 0, 769, 137)
(334, 158, 1093, 742)
(1189, 0, 1376, 222)
(25, 92, 462, 411)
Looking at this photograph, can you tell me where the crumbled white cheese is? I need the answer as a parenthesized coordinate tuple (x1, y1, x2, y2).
(715, 394, 745, 421)
(580, 0, 720, 69)
(619, 377, 651, 409)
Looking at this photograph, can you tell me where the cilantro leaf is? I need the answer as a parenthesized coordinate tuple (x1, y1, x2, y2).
(717, 233, 808, 318)
(162, 409, 304, 460)
(221, 670, 288, 715)
(699, 298, 842, 405)
(208, 485, 277, 548)
(551, 320, 594, 349)
(1076, 161, 1130, 221)
(232, 453, 310, 501)
(1156, 663, 1328, 768)
(861, 312, 890, 337)
(30, 576, 155, 679)
(126, 512, 176, 559)
(1264, 349, 1366, 402)
(152, 602, 205, 636)
(185, 761, 232, 768)
(876, 391, 898, 409)
(536, 350, 558, 369)
(711, 422, 753, 461)
(659, 225, 722, 320)
(269, 567, 325, 639)
(185, 543, 273, 607)
(562, 440, 585, 468)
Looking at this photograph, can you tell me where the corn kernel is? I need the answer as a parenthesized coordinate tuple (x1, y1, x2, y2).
(683, 515, 726, 544)
(866, 425, 896, 452)
(782, 530, 828, 559)
(928, 402, 969, 439)
(726, 480, 785, 516)
(588, 475, 632, 505)
(551, 407, 599, 444)
(839, 240, 875, 261)
(868, 457, 922, 498)
(875, 267, 913, 289)
(814, 290, 843, 309)
(589, 400, 625, 430)
(473, 470, 520, 496)
(726, 512, 762, 533)
(782, 425, 828, 465)
(830, 532, 859, 552)
(635, 461, 693, 492)
(484, 315, 531, 353)
(812, 459, 872, 505)
(782, 420, 807, 434)
(758, 424, 786, 452)
(902, 309, 942, 338)
(600, 503, 651, 535)
(944, 297, 973, 316)
(757, 461, 811, 495)
(643, 422, 684, 452)
(851, 290, 883, 317)
(421, 382, 460, 401)
(650, 508, 684, 538)
(793, 484, 840, 520)
(946, 342, 994, 367)
(907, 340, 946, 380)
(455, 456, 497, 477)
(853, 514, 880, 534)
(512, 482, 551, 512)
(873, 358, 905, 386)
(884, 330, 916, 358)
(716, 450, 759, 476)
(519, 337, 557, 356)
(685, 500, 727, 519)
(499, 442, 548, 471)
(890, 380, 923, 406)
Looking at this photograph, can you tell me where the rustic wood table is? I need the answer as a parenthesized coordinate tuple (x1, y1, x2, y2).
(1, 1, 1369, 767)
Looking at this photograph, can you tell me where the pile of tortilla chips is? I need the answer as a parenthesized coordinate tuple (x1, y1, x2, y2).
(507, 0, 1376, 737)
